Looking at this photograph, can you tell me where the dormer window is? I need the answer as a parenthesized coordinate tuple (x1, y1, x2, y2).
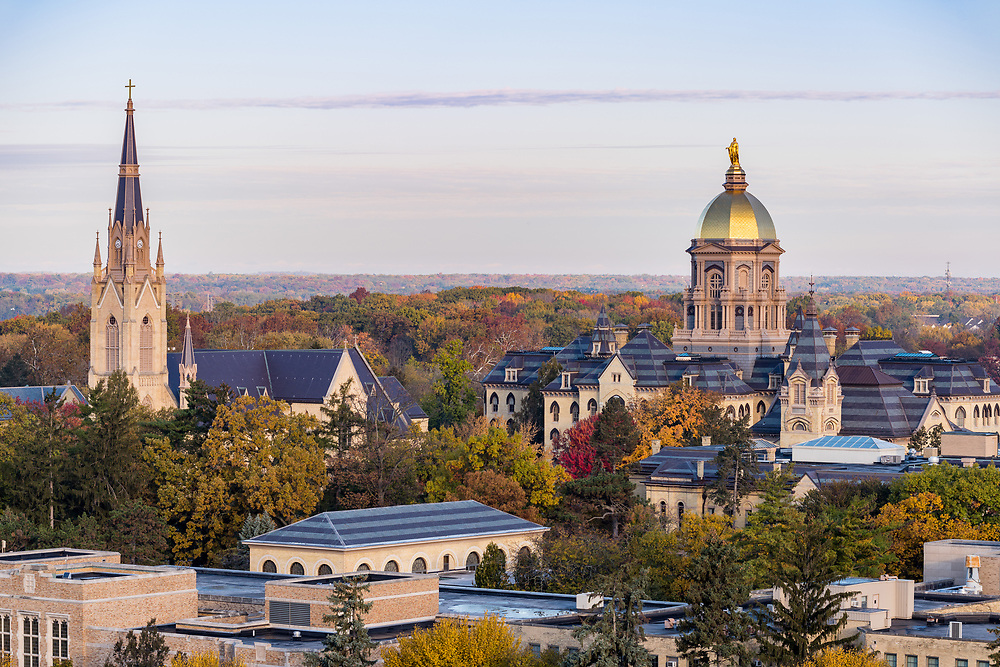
(609, 342, 616, 352)
(984, 379, 991, 393)
(769, 374, 780, 390)
(683, 374, 695, 387)
(915, 379, 929, 394)
(561, 372, 572, 389)
(505, 368, 518, 383)
(592, 342, 601, 355)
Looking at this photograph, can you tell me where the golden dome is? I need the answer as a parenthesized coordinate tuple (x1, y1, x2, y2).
(695, 163, 777, 240)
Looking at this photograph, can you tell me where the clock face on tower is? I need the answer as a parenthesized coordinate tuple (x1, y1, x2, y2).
(115, 239, 121, 249)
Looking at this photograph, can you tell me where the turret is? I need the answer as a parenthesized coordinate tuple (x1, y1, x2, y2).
(92, 232, 102, 280)
(178, 315, 197, 409)
(156, 231, 164, 280)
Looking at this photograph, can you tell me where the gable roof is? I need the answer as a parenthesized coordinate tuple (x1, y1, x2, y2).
(243, 500, 547, 550)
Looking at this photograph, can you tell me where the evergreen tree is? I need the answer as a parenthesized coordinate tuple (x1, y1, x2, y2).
(571, 570, 650, 667)
(737, 466, 805, 588)
(758, 523, 853, 666)
(475, 542, 508, 589)
(560, 471, 637, 538)
(422, 340, 478, 429)
(708, 415, 758, 524)
(104, 620, 170, 667)
(517, 357, 562, 443)
(677, 539, 756, 667)
(71, 370, 146, 517)
(306, 574, 376, 667)
(589, 398, 641, 471)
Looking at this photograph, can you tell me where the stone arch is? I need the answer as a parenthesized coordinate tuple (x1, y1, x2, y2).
(791, 420, 810, 432)
(606, 395, 625, 409)
(825, 419, 838, 432)
(588, 398, 598, 416)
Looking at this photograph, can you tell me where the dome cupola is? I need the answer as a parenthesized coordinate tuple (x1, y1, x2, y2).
(695, 139, 776, 241)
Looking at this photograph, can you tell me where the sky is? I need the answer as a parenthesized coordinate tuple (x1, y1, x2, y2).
(0, 1, 997, 277)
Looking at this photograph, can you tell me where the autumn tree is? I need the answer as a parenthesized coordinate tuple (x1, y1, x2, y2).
(802, 648, 890, 667)
(306, 574, 376, 667)
(422, 339, 478, 428)
(889, 461, 1000, 527)
(628, 384, 718, 454)
(148, 394, 326, 565)
(516, 357, 562, 441)
(553, 416, 599, 479)
(382, 615, 544, 667)
(589, 398, 642, 471)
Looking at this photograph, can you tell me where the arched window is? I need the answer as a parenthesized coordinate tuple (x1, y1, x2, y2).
(709, 272, 723, 298)
(974, 405, 981, 426)
(985, 404, 993, 422)
(737, 266, 749, 290)
(411, 557, 427, 574)
(687, 305, 695, 330)
(737, 404, 745, 419)
(826, 381, 837, 404)
(466, 552, 480, 571)
(519, 546, 531, 560)
(588, 398, 598, 416)
(725, 406, 736, 420)
(290, 562, 304, 575)
(489, 393, 499, 413)
(793, 421, 809, 431)
(607, 396, 625, 409)
(825, 420, 838, 432)
(506, 419, 515, 434)
(757, 400, 767, 417)
(956, 407, 967, 428)
(506, 393, 516, 414)
(106, 315, 120, 372)
(139, 315, 153, 372)
(761, 271, 772, 292)
(735, 306, 745, 331)
(550, 401, 560, 422)
(747, 306, 754, 330)
(710, 305, 724, 330)
(995, 404, 1000, 425)
(384, 560, 399, 572)
(570, 402, 580, 423)
(744, 403, 751, 418)
(262, 560, 277, 573)
(677, 502, 685, 522)
(356, 563, 371, 572)
(550, 428, 559, 442)
(318, 564, 333, 576)
(659, 501, 667, 515)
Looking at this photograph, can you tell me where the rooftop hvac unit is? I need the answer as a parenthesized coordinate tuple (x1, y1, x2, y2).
(881, 455, 903, 464)
(950, 621, 963, 639)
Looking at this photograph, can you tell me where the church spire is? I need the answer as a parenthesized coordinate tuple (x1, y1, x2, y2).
(113, 83, 144, 235)
(156, 231, 164, 279)
(180, 315, 196, 368)
(92, 232, 102, 279)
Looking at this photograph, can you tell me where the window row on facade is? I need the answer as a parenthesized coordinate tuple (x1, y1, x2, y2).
(0, 613, 68, 667)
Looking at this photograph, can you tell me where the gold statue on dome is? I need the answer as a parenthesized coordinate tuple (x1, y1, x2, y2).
(727, 138, 740, 167)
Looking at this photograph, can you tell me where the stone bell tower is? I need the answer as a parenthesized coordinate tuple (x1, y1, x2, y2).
(89, 82, 175, 409)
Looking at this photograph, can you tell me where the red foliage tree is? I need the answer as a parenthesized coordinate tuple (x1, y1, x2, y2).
(553, 416, 599, 479)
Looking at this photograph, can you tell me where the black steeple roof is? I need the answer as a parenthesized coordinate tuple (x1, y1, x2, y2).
(113, 96, 144, 234)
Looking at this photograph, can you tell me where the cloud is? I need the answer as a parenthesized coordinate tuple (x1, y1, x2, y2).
(3, 88, 999, 111)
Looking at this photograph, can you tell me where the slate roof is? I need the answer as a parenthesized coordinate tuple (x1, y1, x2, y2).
(0, 385, 88, 420)
(379, 376, 428, 421)
(114, 100, 144, 233)
(837, 340, 907, 367)
(876, 354, 996, 397)
(785, 309, 833, 381)
(745, 356, 784, 391)
(243, 500, 547, 550)
(482, 350, 558, 387)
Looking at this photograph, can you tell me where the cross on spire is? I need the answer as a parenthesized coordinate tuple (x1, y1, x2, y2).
(809, 275, 815, 297)
(126, 79, 135, 100)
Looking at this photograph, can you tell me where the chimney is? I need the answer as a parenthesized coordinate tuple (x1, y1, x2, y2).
(650, 439, 661, 455)
(765, 447, 776, 463)
(845, 326, 861, 349)
(962, 458, 976, 468)
(701, 436, 712, 447)
(614, 325, 629, 349)
(823, 327, 838, 356)
(696, 460, 705, 480)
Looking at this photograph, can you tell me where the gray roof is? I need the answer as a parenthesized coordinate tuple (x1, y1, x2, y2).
(244, 500, 547, 550)
(793, 435, 902, 450)
(0, 385, 87, 420)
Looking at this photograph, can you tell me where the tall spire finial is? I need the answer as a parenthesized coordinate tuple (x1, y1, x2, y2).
(126, 79, 135, 101)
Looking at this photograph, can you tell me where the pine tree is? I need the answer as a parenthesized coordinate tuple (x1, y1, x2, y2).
(475, 542, 508, 589)
(104, 620, 170, 667)
(306, 574, 376, 667)
(677, 539, 756, 667)
(758, 523, 854, 666)
(708, 415, 758, 524)
(571, 570, 650, 667)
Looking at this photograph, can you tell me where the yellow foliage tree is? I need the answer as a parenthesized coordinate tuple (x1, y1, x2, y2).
(626, 384, 718, 463)
(802, 647, 889, 667)
(382, 615, 543, 667)
(874, 492, 1000, 579)
(171, 652, 246, 667)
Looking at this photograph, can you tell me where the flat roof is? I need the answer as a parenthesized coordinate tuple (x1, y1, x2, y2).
(439, 585, 683, 621)
(0, 549, 110, 562)
(195, 568, 296, 601)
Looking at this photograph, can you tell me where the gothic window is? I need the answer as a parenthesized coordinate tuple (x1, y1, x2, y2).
(550, 428, 559, 442)
(506, 393, 516, 414)
(709, 272, 723, 298)
(106, 316, 120, 372)
(506, 419, 515, 434)
(687, 305, 695, 330)
(757, 400, 767, 417)
(737, 404, 745, 419)
(489, 393, 499, 413)
(23, 617, 39, 667)
(588, 398, 598, 416)
(825, 420, 838, 432)
(735, 306, 745, 331)
(725, 406, 736, 420)
(140, 315, 153, 372)
(744, 403, 751, 418)
(52, 619, 68, 661)
(570, 402, 579, 422)
(956, 407, 966, 428)
(550, 401, 560, 422)
(974, 405, 981, 426)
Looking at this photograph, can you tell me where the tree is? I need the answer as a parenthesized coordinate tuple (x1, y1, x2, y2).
(104, 620, 170, 667)
(446, 470, 540, 522)
(475, 542, 508, 589)
(553, 416, 599, 479)
(149, 394, 326, 565)
(560, 471, 637, 538)
(908, 425, 943, 452)
(677, 539, 756, 667)
(571, 570, 650, 667)
(422, 339, 478, 429)
(589, 399, 641, 472)
(222, 513, 277, 570)
(71, 370, 146, 517)
(802, 648, 890, 667)
(516, 357, 562, 442)
(382, 614, 543, 667)
(708, 415, 758, 524)
(628, 384, 718, 454)
(737, 467, 806, 588)
(758, 524, 854, 666)
(306, 574, 376, 667)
